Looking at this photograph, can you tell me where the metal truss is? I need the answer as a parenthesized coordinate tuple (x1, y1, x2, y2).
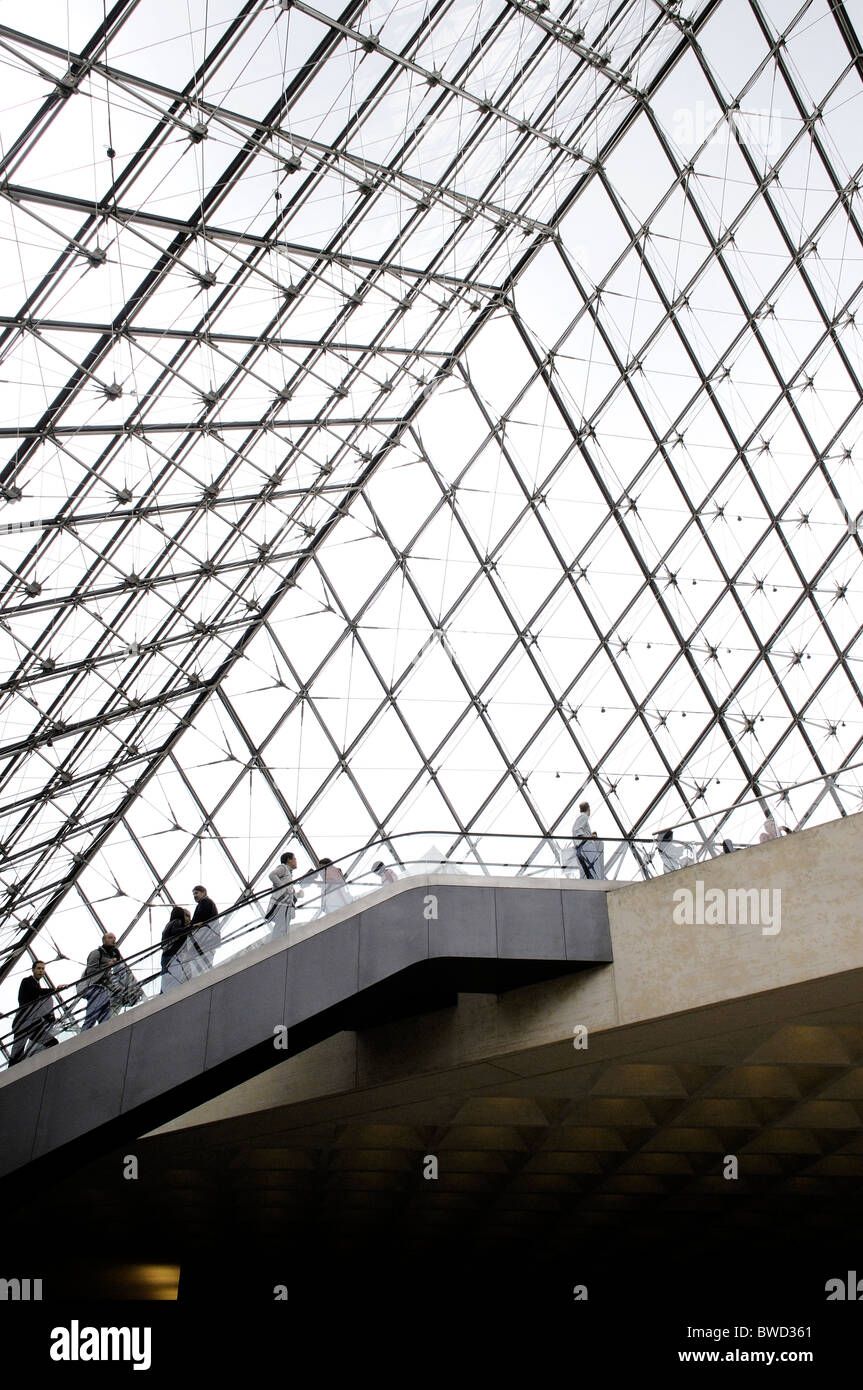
(0, 0, 861, 1005)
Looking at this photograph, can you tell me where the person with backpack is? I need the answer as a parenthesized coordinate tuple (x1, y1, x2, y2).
(79, 932, 123, 1030)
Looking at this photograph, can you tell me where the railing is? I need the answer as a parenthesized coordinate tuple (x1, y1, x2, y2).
(0, 832, 636, 1067)
(2, 764, 858, 1070)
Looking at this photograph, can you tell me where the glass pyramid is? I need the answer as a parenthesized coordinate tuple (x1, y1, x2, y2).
(1, 0, 861, 1010)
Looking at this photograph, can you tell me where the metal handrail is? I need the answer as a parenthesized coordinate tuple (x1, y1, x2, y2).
(3, 763, 856, 1069)
(1, 837, 658, 1063)
(0, 823, 807, 1066)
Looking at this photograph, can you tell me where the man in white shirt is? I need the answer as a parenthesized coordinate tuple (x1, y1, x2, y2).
(655, 829, 688, 873)
(571, 801, 596, 878)
(266, 851, 301, 936)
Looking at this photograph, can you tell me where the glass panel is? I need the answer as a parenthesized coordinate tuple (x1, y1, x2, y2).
(1, 0, 861, 1042)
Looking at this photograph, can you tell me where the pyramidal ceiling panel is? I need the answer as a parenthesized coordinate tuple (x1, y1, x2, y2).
(0, 0, 861, 1006)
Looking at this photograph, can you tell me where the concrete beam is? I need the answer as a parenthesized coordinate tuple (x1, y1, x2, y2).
(0, 875, 610, 1186)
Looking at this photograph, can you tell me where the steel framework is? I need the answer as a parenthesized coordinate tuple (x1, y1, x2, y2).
(0, 0, 862, 1004)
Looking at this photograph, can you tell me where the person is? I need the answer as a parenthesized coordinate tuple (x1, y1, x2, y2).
(656, 829, 688, 873)
(582, 831, 605, 880)
(160, 906, 191, 993)
(721, 838, 736, 854)
(105, 954, 144, 1016)
(265, 852, 302, 937)
(553, 838, 580, 877)
(571, 802, 595, 878)
(8, 961, 62, 1065)
(317, 859, 351, 914)
(371, 860, 397, 885)
(781, 825, 793, 835)
(79, 932, 123, 1030)
(760, 816, 779, 843)
(185, 885, 219, 978)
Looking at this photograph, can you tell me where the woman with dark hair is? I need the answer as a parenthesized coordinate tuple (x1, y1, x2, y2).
(160, 905, 191, 993)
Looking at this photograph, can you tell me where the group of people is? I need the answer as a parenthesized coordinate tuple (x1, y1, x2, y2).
(9, 853, 383, 1065)
(8, 931, 143, 1066)
(7, 811, 800, 1066)
(261, 851, 347, 934)
(159, 854, 380, 995)
(573, 806, 793, 878)
(159, 885, 219, 993)
(656, 816, 793, 870)
(262, 852, 397, 932)
(9, 882, 231, 1063)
